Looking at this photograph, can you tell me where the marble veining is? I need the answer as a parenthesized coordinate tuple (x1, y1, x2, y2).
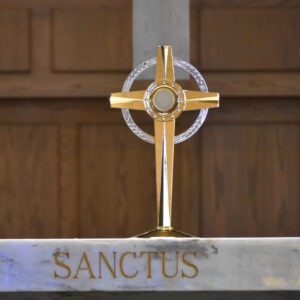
(0, 238, 299, 292)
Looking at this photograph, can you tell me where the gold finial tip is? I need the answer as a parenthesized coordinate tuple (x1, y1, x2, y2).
(158, 45, 172, 48)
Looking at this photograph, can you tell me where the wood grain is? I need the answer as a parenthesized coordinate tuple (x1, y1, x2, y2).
(199, 8, 300, 71)
(0, 73, 299, 98)
(173, 138, 202, 236)
(52, 8, 132, 72)
(58, 124, 79, 237)
(191, 0, 300, 8)
(201, 124, 300, 237)
(79, 124, 155, 238)
(0, 9, 30, 72)
(0, 125, 58, 238)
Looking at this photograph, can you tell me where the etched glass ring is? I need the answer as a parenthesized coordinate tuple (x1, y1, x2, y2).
(121, 57, 209, 144)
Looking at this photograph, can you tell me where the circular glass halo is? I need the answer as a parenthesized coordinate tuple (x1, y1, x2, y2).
(144, 80, 185, 122)
(121, 57, 209, 144)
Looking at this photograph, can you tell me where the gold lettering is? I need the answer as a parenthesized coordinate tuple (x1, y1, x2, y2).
(53, 252, 71, 279)
(73, 252, 95, 279)
(99, 252, 117, 278)
(119, 252, 138, 279)
(140, 251, 158, 278)
(161, 251, 179, 278)
(181, 252, 198, 278)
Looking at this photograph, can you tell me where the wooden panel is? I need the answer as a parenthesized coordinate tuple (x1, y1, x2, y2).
(0, 1, 298, 97)
(205, 98, 300, 124)
(79, 124, 155, 238)
(0, 125, 58, 238)
(52, 8, 132, 72)
(201, 124, 300, 237)
(0, 73, 299, 98)
(58, 124, 79, 237)
(199, 9, 300, 71)
(0, 98, 297, 238)
(202, 72, 300, 98)
(173, 138, 202, 236)
(0, 9, 30, 72)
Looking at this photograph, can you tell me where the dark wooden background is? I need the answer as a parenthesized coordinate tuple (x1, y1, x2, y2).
(0, 0, 299, 238)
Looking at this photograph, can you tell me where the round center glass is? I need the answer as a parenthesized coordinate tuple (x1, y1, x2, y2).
(152, 88, 176, 113)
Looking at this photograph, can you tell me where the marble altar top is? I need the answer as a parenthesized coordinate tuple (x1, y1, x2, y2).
(0, 238, 299, 292)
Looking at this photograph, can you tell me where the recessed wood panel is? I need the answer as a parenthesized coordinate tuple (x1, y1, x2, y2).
(0, 125, 58, 238)
(52, 8, 132, 72)
(79, 124, 155, 238)
(201, 124, 300, 237)
(0, 9, 30, 72)
(173, 138, 202, 236)
(199, 9, 300, 71)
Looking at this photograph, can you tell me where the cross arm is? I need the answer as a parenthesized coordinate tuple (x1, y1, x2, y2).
(183, 90, 219, 111)
(110, 90, 146, 110)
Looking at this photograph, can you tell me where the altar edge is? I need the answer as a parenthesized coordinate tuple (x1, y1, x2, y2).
(0, 238, 299, 292)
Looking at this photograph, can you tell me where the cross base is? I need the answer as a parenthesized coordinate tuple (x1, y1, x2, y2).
(136, 227, 192, 238)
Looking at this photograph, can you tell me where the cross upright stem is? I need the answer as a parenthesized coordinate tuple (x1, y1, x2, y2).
(154, 119, 175, 230)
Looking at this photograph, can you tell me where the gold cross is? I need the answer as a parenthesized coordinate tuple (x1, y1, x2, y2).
(110, 46, 219, 236)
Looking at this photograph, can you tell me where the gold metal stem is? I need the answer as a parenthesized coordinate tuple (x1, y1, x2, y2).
(154, 119, 175, 230)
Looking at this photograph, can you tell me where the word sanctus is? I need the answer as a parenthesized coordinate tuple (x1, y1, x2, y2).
(53, 250, 200, 280)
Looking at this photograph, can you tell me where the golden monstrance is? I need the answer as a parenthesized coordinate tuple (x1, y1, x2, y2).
(110, 46, 219, 237)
